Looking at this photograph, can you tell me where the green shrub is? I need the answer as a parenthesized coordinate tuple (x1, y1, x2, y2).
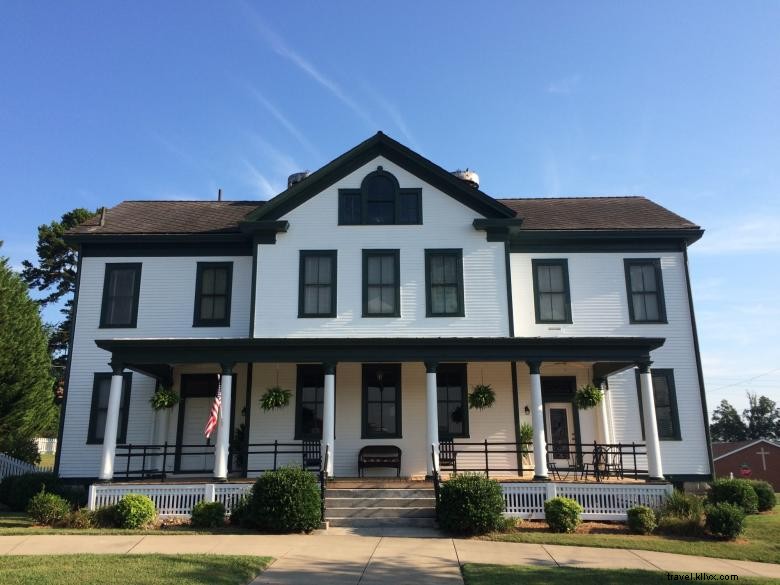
(705, 502, 746, 539)
(437, 473, 505, 535)
(0, 473, 61, 511)
(59, 508, 94, 529)
(544, 497, 583, 533)
(114, 494, 156, 528)
(627, 505, 657, 534)
(92, 505, 119, 528)
(747, 480, 776, 512)
(191, 501, 226, 528)
(656, 490, 705, 536)
(229, 494, 254, 528)
(708, 479, 758, 514)
(250, 467, 321, 533)
(27, 490, 70, 526)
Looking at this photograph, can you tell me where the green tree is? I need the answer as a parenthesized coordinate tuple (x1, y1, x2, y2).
(21, 208, 97, 367)
(710, 399, 748, 442)
(0, 244, 58, 462)
(743, 393, 780, 441)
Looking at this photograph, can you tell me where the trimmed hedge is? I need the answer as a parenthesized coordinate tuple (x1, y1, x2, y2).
(705, 502, 746, 540)
(229, 494, 254, 527)
(60, 508, 94, 529)
(114, 494, 157, 528)
(747, 480, 776, 512)
(250, 467, 321, 533)
(544, 497, 583, 533)
(627, 505, 656, 534)
(191, 501, 226, 528)
(27, 490, 70, 526)
(92, 504, 120, 528)
(708, 479, 758, 514)
(437, 474, 505, 535)
(0, 473, 61, 511)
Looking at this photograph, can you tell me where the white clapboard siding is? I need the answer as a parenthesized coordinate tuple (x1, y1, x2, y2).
(510, 251, 709, 478)
(60, 255, 252, 478)
(501, 482, 673, 520)
(254, 156, 509, 339)
(88, 483, 252, 517)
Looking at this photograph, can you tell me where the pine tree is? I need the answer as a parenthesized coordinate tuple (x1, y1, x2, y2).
(0, 245, 57, 462)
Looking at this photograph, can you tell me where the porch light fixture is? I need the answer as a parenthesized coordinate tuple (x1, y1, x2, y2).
(524, 405, 530, 415)
(376, 369, 384, 385)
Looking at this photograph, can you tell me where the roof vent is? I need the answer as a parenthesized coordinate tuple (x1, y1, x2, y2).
(451, 168, 479, 189)
(287, 171, 309, 188)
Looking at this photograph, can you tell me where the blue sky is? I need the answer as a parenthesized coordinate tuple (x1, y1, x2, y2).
(1, 2, 778, 415)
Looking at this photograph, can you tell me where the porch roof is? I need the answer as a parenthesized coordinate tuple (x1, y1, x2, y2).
(95, 336, 664, 383)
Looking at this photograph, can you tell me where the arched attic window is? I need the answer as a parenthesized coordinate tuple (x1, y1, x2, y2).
(338, 167, 422, 225)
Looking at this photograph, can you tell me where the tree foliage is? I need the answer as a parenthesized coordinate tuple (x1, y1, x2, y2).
(710, 393, 780, 441)
(20, 208, 98, 366)
(0, 247, 57, 461)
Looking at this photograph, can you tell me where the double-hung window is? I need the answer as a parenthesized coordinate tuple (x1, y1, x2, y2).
(87, 372, 132, 444)
(99, 263, 142, 328)
(532, 259, 572, 323)
(624, 259, 667, 323)
(362, 364, 401, 438)
(636, 369, 681, 440)
(193, 262, 233, 326)
(437, 364, 468, 439)
(425, 249, 465, 317)
(363, 250, 400, 317)
(296, 365, 325, 440)
(299, 251, 337, 317)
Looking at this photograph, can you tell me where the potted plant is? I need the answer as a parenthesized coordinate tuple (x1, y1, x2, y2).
(518, 422, 533, 463)
(149, 386, 179, 410)
(468, 383, 496, 410)
(260, 386, 292, 411)
(573, 384, 604, 410)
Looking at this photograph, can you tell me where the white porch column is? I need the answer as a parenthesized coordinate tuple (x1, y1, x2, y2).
(596, 378, 613, 444)
(425, 361, 439, 476)
(638, 362, 664, 481)
(528, 361, 548, 480)
(322, 363, 336, 477)
(98, 362, 125, 481)
(213, 365, 233, 480)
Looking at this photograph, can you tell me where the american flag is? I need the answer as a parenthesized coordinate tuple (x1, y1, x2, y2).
(204, 374, 222, 439)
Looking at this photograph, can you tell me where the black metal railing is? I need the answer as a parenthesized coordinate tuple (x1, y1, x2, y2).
(442, 440, 647, 481)
(244, 440, 322, 474)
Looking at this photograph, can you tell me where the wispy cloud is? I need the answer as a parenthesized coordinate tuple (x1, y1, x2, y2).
(245, 86, 322, 160)
(692, 215, 780, 254)
(240, 158, 280, 199)
(363, 84, 419, 151)
(247, 132, 302, 177)
(547, 74, 582, 94)
(241, 5, 377, 129)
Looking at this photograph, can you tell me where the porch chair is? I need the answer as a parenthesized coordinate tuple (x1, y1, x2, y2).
(302, 440, 322, 471)
(438, 439, 457, 473)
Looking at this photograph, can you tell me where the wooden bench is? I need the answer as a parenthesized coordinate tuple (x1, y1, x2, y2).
(358, 445, 402, 477)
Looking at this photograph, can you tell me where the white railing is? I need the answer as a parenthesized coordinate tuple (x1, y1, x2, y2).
(501, 481, 673, 521)
(87, 483, 253, 517)
(0, 452, 52, 480)
(35, 438, 58, 454)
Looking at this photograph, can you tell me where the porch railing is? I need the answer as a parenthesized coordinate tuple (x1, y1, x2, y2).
(443, 440, 647, 480)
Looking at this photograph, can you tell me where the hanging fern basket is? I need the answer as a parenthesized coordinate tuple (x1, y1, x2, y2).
(468, 383, 496, 410)
(260, 386, 292, 411)
(149, 387, 180, 410)
(573, 384, 604, 410)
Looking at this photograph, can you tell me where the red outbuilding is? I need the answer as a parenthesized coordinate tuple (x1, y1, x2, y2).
(713, 440, 780, 489)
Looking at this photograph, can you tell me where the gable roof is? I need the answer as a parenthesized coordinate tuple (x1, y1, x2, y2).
(712, 439, 780, 460)
(245, 131, 518, 221)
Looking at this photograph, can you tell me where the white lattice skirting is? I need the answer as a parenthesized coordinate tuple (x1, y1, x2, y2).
(501, 482, 673, 521)
(88, 483, 252, 517)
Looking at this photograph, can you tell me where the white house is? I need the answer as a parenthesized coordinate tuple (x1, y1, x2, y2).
(56, 133, 711, 520)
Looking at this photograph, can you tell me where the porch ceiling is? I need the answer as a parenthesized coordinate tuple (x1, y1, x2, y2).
(96, 336, 664, 381)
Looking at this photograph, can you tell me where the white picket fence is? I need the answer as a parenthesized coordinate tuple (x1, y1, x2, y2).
(501, 481, 673, 521)
(0, 452, 54, 480)
(35, 438, 57, 454)
(88, 483, 252, 517)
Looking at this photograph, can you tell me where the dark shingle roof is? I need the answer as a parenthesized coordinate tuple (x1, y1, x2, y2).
(68, 200, 263, 235)
(497, 196, 699, 231)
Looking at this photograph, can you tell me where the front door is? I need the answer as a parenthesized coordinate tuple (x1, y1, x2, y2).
(175, 374, 219, 473)
(545, 402, 575, 468)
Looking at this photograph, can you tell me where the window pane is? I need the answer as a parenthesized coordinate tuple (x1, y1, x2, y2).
(632, 294, 647, 321)
(380, 287, 394, 313)
(644, 294, 659, 320)
(304, 257, 319, 284)
(431, 287, 445, 314)
(211, 297, 226, 320)
(642, 265, 657, 292)
(367, 403, 382, 432)
(366, 201, 394, 224)
(302, 386, 316, 403)
(442, 256, 456, 284)
(630, 265, 645, 292)
(381, 256, 394, 284)
(444, 286, 458, 313)
(399, 193, 418, 223)
(367, 256, 381, 284)
(430, 256, 444, 284)
(367, 385, 381, 402)
(653, 377, 670, 407)
(97, 380, 111, 407)
(110, 296, 132, 324)
(550, 293, 565, 321)
(340, 193, 361, 223)
(382, 385, 397, 401)
(317, 287, 331, 312)
(317, 258, 331, 285)
(304, 286, 319, 314)
(365, 174, 395, 200)
(94, 411, 107, 441)
(213, 268, 227, 294)
(656, 406, 674, 437)
(548, 266, 564, 292)
(111, 269, 135, 297)
(382, 404, 396, 432)
(201, 269, 215, 295)
(200, 297, 214, 320)
(367, 286, 382, 313)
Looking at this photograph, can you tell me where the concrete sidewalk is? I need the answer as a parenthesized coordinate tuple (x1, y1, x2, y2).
(1, 531, 779, 584)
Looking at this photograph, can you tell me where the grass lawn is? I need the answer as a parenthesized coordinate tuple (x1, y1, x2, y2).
(37, 453, 55, 468)
(486, 501, 780, 564)
(0, 554, 271, 585)
(462, 564, 777, 585)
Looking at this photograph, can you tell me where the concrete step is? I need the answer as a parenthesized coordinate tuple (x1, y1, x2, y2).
(326, 488, 434, 499)
(327, 480, 433, 489)
(325, 497, 435, 508)
(325, 506, 436, 519)
(327, 517, 437, 528)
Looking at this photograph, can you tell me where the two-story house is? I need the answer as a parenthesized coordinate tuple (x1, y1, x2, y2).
(56, 133, 712, 521)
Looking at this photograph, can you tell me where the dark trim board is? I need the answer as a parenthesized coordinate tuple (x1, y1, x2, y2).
(508, 229, 704, 251)
(80, 240, 254, 257)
